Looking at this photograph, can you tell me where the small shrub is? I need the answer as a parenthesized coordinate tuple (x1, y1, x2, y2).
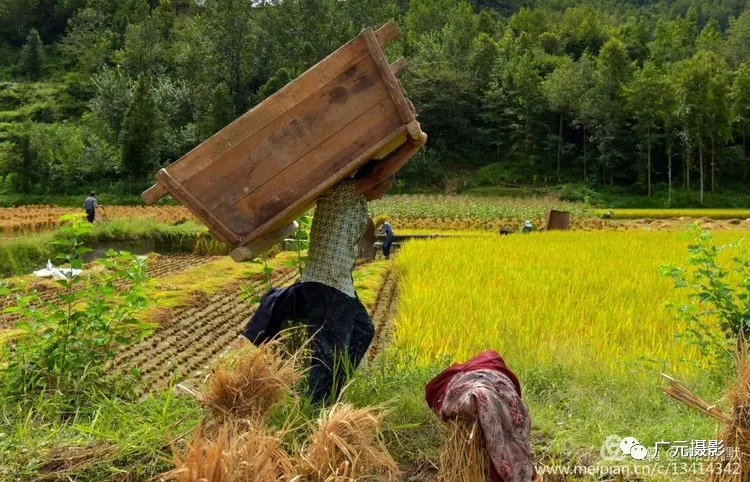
(0, 214, 153, 404)
(662, 225, 750, 369)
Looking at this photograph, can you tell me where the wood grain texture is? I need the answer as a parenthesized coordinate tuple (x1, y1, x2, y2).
(154, 169, 239, 244)
(236, 123, 409, 246)
(230, 222, 297, 262)
(141, 183, 168, 205)
(184, 54, 389, 215)
(228, 98, 403, 239)
(389, 58, 408, 75)
(362, 28, 415, 125)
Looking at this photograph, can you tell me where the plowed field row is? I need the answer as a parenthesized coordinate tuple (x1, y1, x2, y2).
(115, 269, 297, 394)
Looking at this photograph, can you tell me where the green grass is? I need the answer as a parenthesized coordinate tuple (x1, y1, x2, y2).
(0, 218, 206, 277)
(0, 390, 202, 480)
(0, 232, 53, 277)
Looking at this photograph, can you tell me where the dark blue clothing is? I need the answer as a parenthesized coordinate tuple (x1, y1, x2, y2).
(243, 282, 373, 404)
(382, 222, 394, 258)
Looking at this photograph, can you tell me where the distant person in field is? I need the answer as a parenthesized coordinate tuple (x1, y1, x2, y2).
(381, 219, 395, 259)
(244, 162, 398, 405)
(83, 191, 97, 223)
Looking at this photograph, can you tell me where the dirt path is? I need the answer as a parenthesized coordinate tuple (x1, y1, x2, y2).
(367, 268, 399, 362)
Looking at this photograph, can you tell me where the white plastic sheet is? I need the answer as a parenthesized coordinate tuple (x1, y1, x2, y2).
(33, 260, 83, 280)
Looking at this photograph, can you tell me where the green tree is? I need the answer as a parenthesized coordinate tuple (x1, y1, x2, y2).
(60, 8, 114, 73)
(483, 48, 547, 176)
(542, 56, 584, 179)
(626, 61, 672, 197)
(676, 51, 731, 203)
(726, 10, 750, 67)
(120, 74, 160, 182)
(589, 37, 632, 185)
(18, 28, 44, 79)
(731, 61, 750, 179)
(89, 66, 134, 144)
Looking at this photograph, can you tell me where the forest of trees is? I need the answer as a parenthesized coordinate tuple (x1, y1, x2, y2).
(2, 0, 750, 202)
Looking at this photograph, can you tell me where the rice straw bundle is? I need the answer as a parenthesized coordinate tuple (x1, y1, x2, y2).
(662, 343, 750, 482)
(437, 419, 491, 482)
(301, 403, 398, 481)
(164, 421, 296, 482)
(202, 338, 303, 425)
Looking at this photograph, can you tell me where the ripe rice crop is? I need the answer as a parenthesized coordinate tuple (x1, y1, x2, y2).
(392, 230, 749, 376)
(391, 230, 750, 450)
(0, 205, 194, 235)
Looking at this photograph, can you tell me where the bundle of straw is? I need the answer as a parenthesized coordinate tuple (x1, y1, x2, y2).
(661, 344, 750, 482)
(201, 339, 303, 426)
(165, 421, 296, 482)
(302, 403, 399, 481)
(437, 419, 491, 482)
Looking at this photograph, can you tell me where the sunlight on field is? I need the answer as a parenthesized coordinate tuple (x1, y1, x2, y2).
(393, 230, 748, 377)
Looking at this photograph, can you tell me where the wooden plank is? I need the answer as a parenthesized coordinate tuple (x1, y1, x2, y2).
(186, 54, 389, 214)
(154, 169, 239, 245)
(362, 27, 416, 125)
(368, 135, 427, 187)
(375, 20, 400, 46)
(235, 120, 408, 246)
(141, 183, 168, 205)
(372, 131, 407, 160)
(165, 20, 398, 186)
(406, 119, 426, 142)
(227, 98, 402, 237)
(165, 38, 372, 184)
(230, 222, 297, 262)
(389, 58, 408, 76)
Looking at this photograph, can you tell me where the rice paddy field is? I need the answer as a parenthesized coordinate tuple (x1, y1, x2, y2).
(2, 197, 750, 480)
(390, 231, 747, 455)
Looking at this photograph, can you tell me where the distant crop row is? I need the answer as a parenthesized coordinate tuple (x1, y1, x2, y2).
(0, 205, 194, 235)
(370, 195, 591, 224)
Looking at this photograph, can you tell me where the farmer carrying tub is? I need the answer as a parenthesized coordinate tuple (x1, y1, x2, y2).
(243, 160, 400, 405)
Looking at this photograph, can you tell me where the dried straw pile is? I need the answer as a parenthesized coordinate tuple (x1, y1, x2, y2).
(165, 421, 295, 482)
(201, 339, 303, 426)
(437, 419, 491, 482)
(302, 403, 398, 481)
(163, 336, 398, 481)
(662, 344, 750, 482)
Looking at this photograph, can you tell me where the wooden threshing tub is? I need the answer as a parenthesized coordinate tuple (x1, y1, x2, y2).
(141, 21, 426, 261)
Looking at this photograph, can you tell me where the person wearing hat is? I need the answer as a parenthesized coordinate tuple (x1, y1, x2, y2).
(521, 220, 534, 233)
(83, 191, 97, 223)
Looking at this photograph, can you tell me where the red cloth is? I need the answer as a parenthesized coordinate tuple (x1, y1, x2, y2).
(425, 350, 534, 482)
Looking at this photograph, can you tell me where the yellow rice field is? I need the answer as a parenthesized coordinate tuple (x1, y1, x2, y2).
(392, 230, 749, 378)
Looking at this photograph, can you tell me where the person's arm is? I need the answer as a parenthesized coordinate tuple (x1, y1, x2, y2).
(361, 176, 393, 201)
(355, 136, 427, 195)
